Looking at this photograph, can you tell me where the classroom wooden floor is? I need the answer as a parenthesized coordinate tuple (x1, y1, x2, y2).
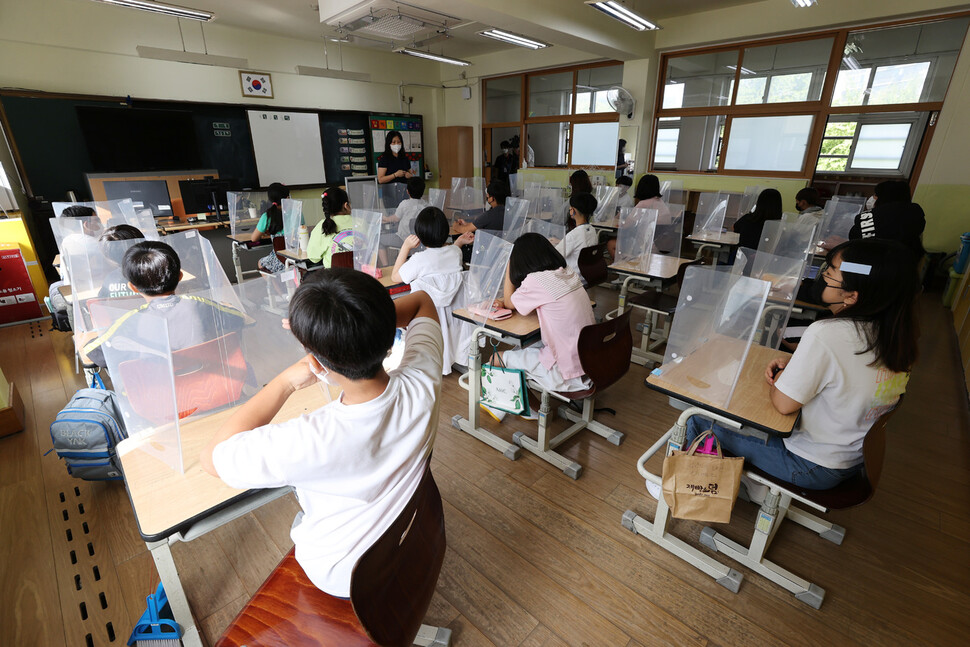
(2, 289, 968, 647)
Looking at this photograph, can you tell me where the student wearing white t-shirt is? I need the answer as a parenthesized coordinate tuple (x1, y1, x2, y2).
(201, 271, 443, 598)
(555, 192, 599, 283)
(392, 206, 474, 374)
(615, 175, 634, 210)
(683, 238, 919, 490)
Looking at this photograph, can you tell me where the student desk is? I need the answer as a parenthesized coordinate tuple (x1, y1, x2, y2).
(686, 231, 739, 263)
(450, 309, 542, 460)
(227, 232, 272, 285)
(117, 385, 335, 647)
(621, 340, 799, 601)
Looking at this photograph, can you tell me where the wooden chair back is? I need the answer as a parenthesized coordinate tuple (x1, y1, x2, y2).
(117, 332, 247, 423)
(860, 395, 903, 497)
(351, 463, 446, 646)
(577, 309, 633, 392)
(577, 242, 609, 287)
(332, 250, 354, 268)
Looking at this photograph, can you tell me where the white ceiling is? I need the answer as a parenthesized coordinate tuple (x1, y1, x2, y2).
(144, 0, 765, 60)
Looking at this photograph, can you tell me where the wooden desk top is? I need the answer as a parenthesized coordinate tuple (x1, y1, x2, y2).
(687, 231, 740, 245)
(228, 232, 258, 243)
(609, 255, 692, 280)
(646, 338, 797, 436)
(452, 308, 541, 342)
(277, 248, 308, 261)
(118, 385, 336, 540)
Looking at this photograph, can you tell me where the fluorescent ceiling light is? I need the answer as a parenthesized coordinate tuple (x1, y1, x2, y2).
(296, 65, 371, 82)
(791, 0, 818, 7)
(393, 47, 470, 66)
(90, 0, 214, 21)
(479, 29, 548, 50)
(585, 1, 659, 31)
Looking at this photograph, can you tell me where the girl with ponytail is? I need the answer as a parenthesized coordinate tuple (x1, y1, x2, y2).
(307, 187, 354, 267)
(251, 182, 290, 273)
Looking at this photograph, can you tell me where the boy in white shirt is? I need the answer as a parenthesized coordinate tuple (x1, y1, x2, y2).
(200, 269, 443, 598)
(556, 192, 600, 283)
(391, 207, 474, 374)
(395, 176, 431, 240)
(615, 176, 634, 210)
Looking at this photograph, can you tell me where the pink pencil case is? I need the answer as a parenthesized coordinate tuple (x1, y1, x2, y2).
(361, 264, 383, 279)
(467, 304, 513, 320)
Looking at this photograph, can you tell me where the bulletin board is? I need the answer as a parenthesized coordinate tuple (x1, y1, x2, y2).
(369, 114, 424, 177)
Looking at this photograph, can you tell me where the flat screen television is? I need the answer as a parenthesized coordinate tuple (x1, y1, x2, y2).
(77, 106, 203, 172)
(178, 178, 235, 217)
(102, 179, 173, 218)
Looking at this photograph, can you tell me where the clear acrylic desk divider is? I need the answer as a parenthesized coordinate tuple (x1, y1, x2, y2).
(748, 250, 806, 348)
(781, 211, 801, 224)
(281, 198, 304, 251)
(592, 186, 620, 225)
(693, 192, 730, 238)
(345, 177, 379, 212)
(380, 183, 408, 210)
(758, 219, 818, 261)
(653, 204, 685, 256)
(53, 199, 137, 223)
(428, 188, 447, 211)
(351, 209, 383, 277)
(523, 218, 566, 246)
(816, 196, 866, 251)
(449, 177, 486, 211)
(539, 186, 567, 225)
(102, 312, 184, 473)
(523, 185, 542, 219)
(615, 207, 659, 272)
(238, 266, 299, 317)
(67, 238, 147, 338)
(660, 179, 685, 209)
(464, 231, 514, 329)
(657, 266, 771, 408)
(228, 192, 269, 238)
(164, 231, 240, 300)
(502, 197, 531, 242)
(740, 185, 763, 216)
(720, 192, 745, 231)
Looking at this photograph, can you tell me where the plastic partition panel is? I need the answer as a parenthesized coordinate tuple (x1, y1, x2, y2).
(758, 220, 817, 260)
(464, 231, 513, 327)
(693, 192, 729, 236)
(67, 238, 146, 337)
(591, 186, 620, 225)
(615, 207, 658, 272)
(161, 231, 241, 307)
(653, 204, 685, 256)
(281, 199, 304, 251)
(53, 199, 137, 223)
(449, 177, 486, 211)
(228, 192, 270, 238)
(522, 218, 566, 245)
(509, 174, 521, 197)
(351, 209, 383, 274)
(236, 272, 336, 404)
(539, 187, 567, 225)
(817, 196, 866, 250)
(720, 192, 745, 230)
(428, 188, 447, 211)
(380, 183, 408, 210)
(741, 186, 763, 216)
(502, 197, 531, 242)
(101, 311, 183, 473)
(660, 180, 685, 209)
(659, 267, 770, 408)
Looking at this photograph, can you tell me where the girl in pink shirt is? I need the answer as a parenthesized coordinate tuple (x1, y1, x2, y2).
(498, 233, 595, 393)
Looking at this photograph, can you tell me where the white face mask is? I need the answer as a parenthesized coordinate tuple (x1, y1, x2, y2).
(390, 143, 402, 154)
(865, 195, 876, 210)
(309, 360, 339, 386)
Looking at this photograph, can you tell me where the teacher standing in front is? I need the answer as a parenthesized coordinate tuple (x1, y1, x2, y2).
(377, 130, 413, 185)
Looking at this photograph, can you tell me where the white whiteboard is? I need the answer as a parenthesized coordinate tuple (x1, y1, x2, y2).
(247, 110, 327, 186)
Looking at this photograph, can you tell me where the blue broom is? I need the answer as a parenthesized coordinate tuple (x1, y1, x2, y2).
(127, 582, 182, 647)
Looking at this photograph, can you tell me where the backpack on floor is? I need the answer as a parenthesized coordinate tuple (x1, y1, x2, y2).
(48, 374, 128, 481)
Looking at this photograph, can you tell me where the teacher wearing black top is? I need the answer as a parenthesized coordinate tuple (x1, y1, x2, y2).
(377, 130, 414, 185)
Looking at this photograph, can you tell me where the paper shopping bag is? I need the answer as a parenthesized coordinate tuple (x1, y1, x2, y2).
(480, 363, 531, 416)
(661, 429, 743, 523)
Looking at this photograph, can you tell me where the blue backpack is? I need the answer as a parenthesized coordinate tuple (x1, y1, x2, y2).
(48, 374, 128, 481)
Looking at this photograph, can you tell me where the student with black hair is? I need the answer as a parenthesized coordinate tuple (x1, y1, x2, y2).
(307, 188, 354, 267)
(569, 169, 593, 196)
(675, 238, 919, 496)
(616, 175, 634, 210)
(849, 180, 925, 259)
(200, 270, 443, 598)
(492, 140, 514, 185)
(453, 179, 510, 234)
(250, 182, 290, 273)
(795, 187, 823, 215)
(556, 192, 599, 280)
(58, 204, 104, 258)
(377, 130, 413, 185)
(632, 174, 673, 224)
(81, 241, 246, 368)
(496, 233, 595, 394)
(97, 224, 145, 299)
(394, 176, 429, 241)
(733, 188, 783, 251)
(391, 207, 474, 374)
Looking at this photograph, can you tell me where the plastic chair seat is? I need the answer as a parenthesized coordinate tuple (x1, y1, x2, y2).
(742, 462, 872, 509)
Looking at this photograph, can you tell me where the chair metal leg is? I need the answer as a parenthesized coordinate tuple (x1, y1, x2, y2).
(513, 391, 583, 478)
(147, 539, 204, 647)
(414, 624, 452, 646)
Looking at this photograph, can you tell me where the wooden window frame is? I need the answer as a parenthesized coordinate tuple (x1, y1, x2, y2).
(649, 10, 970, 182)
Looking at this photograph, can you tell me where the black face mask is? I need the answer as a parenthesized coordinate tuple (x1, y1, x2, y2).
(811, 270, 845, 306)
